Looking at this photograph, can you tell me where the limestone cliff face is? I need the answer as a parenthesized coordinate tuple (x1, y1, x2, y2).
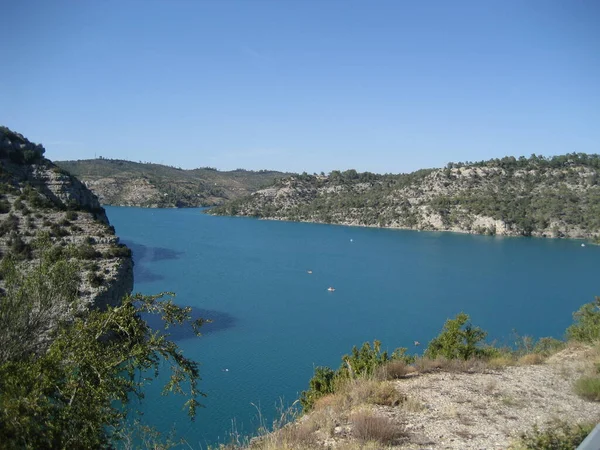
(210, 156, 600, 240)
(0, 126, 133, 310)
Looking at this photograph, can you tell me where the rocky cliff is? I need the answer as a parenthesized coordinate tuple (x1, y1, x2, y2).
(0, 126, 133, 311)
(210, 154, 600, 240)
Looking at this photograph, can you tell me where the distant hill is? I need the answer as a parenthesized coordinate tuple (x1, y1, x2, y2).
(56, 159, 291, 208)
(209, 153, 600, 240)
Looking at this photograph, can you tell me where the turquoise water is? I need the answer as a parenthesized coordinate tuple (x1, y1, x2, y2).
(105, 206, 600, 448)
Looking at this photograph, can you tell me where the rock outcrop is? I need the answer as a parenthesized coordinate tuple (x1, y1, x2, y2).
(0, 126, 133, 311)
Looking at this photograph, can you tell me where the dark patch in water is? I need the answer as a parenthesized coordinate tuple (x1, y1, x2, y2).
(142, 306, 236, 341)
(122, 240, 184, 283)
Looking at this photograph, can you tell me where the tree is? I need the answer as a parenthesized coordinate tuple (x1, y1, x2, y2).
(424, 312, 491, 360)
(0, 251, 205, 448)
(566, 297, 600, 343)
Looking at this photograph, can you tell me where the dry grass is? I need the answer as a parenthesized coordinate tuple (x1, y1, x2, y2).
(351, 409, 406, 444)
(414, 356, 491, 373)
(375, 360, 415, 380)
(518, 353, 545, 365)
(487, 356, 515, 369)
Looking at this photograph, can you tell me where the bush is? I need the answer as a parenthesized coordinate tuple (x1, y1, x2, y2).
(0, 199, 10, 214)
(425, 312, 496, 360)
(351, 410, 405, 444)
(517, 422, 594, 449)
(574, 376, 600, 401)
(105, 244, 132, 258)
(65, 211, 78, 221)
(50, 223, 70, 237)
(567, 297, 600, 343)
(71, 244, 100, 260)
(299, 341, 413, 411)
(87, 272, 105, 288)
(299, 366, 336, 411)
(0, 214, 19, 237)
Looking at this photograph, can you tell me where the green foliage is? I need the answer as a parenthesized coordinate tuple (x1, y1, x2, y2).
(298, 366, 336, 411)
(0, 198, 10, 213)
(7, 232, 32, 260)
(516, 421, 594, 450)
(65, 210, 78, 221)
(0, 214, 19, 236)
(0, 250, 205, 448)
(574, 376, 600, 401)
(69, 243, 101, 259)
(105, 243, 133, 258)
(299, 341, 412, 411)
(425, 313, 494, 360)
(567, 297, 600, 343)
(87, 271, 105, 287)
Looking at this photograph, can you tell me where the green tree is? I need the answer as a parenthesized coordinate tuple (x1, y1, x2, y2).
(0, 251, 205, 448)
(424, 312, 491, 360)
(566, 297, 600, 343)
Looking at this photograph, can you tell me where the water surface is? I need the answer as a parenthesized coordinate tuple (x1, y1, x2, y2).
(105, 206, 600, 447)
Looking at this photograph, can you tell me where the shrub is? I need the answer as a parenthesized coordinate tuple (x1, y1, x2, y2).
(65, 211, 78, 221)
(351, 410, 405, 444)
(0, 214, 19, 237)
(567, 297, 600, 343)
(517, 422, 594, 449)
(518, 354, 544, 365)
(369, 382, 405, 406)
(105, 244, 132, 258)
(299, 341, 413, 411)
(50, 223, 70, 237)
(71, 244, 101, 260)
(299, 366, 336, 411)
(0, 199, 10, 214)
(376, 360, 413, 380)
(574, 376, 600, 401)
(87, 272, 105, 288)
(7, 233, 32, 260)
(425, 312, 496, 360)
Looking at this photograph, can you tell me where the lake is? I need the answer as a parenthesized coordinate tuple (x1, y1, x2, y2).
(105, 206, 600, 448)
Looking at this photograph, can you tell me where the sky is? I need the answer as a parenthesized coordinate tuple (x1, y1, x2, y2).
(1, 0, 599, 174)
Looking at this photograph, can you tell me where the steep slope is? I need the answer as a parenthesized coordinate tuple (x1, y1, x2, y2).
(209, 154, 600, 239)
(0, 126, 133, 311)
(56, 159, 290, 207)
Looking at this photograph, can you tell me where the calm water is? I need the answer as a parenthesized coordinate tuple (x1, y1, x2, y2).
(105, 206, 600, 448)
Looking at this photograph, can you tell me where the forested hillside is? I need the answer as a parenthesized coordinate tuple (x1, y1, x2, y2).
(210, 154, 600, 239)
(56, 159, 290, 207)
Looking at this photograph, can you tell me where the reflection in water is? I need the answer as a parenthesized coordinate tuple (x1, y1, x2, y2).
(142, 306, 236, 341)
(122, 240, 184, 283)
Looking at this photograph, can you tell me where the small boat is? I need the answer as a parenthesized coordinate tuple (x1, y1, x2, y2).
(582, 243, 586, 247)
(327, 287, 336, 292)
(414, 341, 421, 346)
(307, 270, 313, 274)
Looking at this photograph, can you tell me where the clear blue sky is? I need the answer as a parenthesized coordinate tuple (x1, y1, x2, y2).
(1, 0, 598, 174)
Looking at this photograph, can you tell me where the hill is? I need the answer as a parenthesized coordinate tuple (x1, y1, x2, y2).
(0, 126, 133, 340)
(56, 159, 291, 208)
(209, 154, 600, 239)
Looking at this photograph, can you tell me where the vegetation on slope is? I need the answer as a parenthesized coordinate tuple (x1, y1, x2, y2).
(215, 298, 600, 450)
(0, 250, 204, 448)
(210, 153, 600, 239)
(56, 158, 290, 207)
(0, 126, 133, 312)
